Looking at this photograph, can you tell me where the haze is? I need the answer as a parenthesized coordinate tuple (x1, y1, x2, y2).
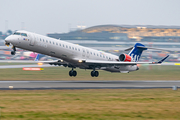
(0, 0, 180, 35)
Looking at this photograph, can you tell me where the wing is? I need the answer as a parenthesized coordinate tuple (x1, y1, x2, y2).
(0, 53, 68, 66)
(0, 60, 56, 63)
(0, 64, 54, 69)
(0, 59, 68, 66)
(84, 55, 169, 66)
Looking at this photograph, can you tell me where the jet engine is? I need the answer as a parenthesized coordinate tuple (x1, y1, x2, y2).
(119, 54, 132, 62)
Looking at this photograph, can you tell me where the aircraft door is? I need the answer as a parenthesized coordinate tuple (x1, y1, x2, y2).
(86, 49, 90, 59)
(82, 48, 86, 59)
(29, 34, 35, 46)
(18, 35, 22, 44)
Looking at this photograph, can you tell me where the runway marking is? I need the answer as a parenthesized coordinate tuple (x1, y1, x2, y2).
(0, 87, 173, 90)
(0, 80, 180, 83)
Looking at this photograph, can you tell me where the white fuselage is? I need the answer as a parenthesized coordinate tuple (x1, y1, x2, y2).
(5, 30, 138, 72)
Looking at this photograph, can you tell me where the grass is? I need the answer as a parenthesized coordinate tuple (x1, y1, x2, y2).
(0, 89, 180, 120)
(0, 65, 179, 80)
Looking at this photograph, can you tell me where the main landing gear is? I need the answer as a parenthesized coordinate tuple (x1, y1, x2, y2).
(91, 70, 99, 77)
(69, 69, 77, 77)
(68, 68, 99, 77)
(11, 46, 16, 55)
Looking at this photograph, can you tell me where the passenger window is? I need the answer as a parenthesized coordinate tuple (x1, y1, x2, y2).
(97, 54, 99, 56)
(40, 39, 41, 41)
(103, 56, 105, 58)
(69, 46, 71, 49)
(106, 56, 108, 59)
(78, 49, 80, 51)
(94, 53, 95, 55)
(63, 44, 64, 47)
(72, 47, 74, 50)
(53, 42, 54, 44)
(66, 45, 68, 48)
(90, 52, 92, 54)
(46, 40, 48, 43)
(56, 43, 58, 45)
(43, 39, 44, 42)
(100, 55, 102, 57)
(50, 41, 51, 44)
(83, 50, 85, 52)
(59, 43, 61, 46)
(75, 48, 77, 50)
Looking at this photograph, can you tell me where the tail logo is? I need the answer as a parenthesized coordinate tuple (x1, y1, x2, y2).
(130, 54, 140, 62)
(128, 43, 147, 62)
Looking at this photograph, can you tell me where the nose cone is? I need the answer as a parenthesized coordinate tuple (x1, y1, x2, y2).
(5, 35, 13, 43)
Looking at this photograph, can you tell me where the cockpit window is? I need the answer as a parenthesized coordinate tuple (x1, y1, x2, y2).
(21, 33, 27, 37)
(13, 32, 21, 35)
(13, 32, 27, 37)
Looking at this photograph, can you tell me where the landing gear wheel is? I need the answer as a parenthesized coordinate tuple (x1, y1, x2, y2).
(72, 71, 77, 77)
(11, 46, 16, 55)
(91, 71, 99, 77)
(91, 71, 94, 77)
(94, 71, 99, 77)
(69, 71, 73, 77)
(11, 51, 16, 55)
(69, 70, 77, 77)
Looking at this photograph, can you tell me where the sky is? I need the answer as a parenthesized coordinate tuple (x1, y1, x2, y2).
(0, 0, 180, 35)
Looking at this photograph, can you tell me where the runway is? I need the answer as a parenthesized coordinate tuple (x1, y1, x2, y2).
(0, 80, 179, 90)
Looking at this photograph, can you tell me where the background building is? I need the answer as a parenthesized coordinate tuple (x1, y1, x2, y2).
(48, 25, 180, 42)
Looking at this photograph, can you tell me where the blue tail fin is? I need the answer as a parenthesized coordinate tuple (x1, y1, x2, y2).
(128, 43, 147, 62)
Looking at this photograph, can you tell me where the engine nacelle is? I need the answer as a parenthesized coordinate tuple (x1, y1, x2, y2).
(119, 54, 132, 62)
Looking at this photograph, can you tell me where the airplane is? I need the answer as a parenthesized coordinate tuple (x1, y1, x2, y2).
(4, 30, 169, 77)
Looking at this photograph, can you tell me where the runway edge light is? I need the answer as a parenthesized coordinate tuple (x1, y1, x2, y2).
(172, 86, 178, 91)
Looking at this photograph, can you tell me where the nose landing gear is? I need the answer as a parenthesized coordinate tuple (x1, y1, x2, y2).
(5, 42, 10, 47)
(11, 46, 16, 55)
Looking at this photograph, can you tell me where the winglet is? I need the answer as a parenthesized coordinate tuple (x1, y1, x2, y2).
(157, 55, 169, 64)
(34, 54, 39, 61)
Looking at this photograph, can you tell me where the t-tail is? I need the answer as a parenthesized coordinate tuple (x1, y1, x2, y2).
(128, 43, 147, 62)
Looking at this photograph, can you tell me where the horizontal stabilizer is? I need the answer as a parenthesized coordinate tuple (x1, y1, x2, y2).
(157, 55, 170, 64)
(124, 47, 133, 51)
(125, 46, 170, 51)
(137, 46, 170, 51)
